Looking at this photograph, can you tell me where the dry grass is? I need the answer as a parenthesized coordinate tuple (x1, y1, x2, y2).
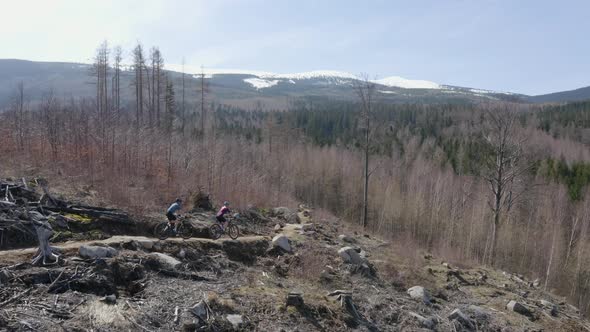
(290, 246, 332, 281)
(83, 300, 134, 330)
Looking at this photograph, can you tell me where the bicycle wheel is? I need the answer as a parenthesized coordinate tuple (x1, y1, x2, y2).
(178, 222, 193, 239)
(154, 222, 170, 240)
(228, 224, 240, 240)
(209, 224, 223, 240)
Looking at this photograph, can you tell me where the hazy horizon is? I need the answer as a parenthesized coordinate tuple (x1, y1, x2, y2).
(1, 0, 589, 95)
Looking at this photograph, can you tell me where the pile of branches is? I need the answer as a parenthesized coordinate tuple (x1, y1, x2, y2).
(0, 178, 134, 265)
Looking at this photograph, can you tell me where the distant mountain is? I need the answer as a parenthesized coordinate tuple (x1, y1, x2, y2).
(527, 86, 590, 103)
(0, 59, 527, 110)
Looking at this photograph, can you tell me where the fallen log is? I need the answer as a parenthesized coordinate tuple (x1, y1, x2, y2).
(70, 204, 121, 212)
(43, 206, 134, 225)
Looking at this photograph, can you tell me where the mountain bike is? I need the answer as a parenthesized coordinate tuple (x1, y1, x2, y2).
(209, 214, 240, 240)
(154, 216, 193, 240)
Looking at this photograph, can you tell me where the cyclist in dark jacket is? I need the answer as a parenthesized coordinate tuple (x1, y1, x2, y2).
(166, 198, 182, 231)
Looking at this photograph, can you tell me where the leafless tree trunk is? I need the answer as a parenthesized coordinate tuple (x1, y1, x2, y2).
(113, 46, 122, 115)
(165, 77, 175, 186)
(354, 76, 376, 229)
(111, 45, 123, 168)
(145, 60, 153, 128)
(197, 67, 209, 138)
(132, 43, 145, 127)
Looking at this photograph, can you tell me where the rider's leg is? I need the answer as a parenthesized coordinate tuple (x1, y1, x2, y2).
(216, 216, 226, 230)
(166, 212, 175, 229)
(167, 213, 178, 232)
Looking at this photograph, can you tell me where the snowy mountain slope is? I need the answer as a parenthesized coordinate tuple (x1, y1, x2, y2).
(374, 76, 441, 89)
(0, 59, 530, 108)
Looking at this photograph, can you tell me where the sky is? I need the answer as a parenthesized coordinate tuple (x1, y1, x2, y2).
(1, 0, 589, 95)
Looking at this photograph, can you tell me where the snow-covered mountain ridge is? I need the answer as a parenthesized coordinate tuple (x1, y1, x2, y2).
(166, 65, 446, 90)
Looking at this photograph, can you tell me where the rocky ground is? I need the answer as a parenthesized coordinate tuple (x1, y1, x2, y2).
(0, 178, 589, 331)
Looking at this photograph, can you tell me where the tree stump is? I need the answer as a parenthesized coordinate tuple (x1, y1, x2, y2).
(30, 212, 59, 265)
(286, 292, 304, 307)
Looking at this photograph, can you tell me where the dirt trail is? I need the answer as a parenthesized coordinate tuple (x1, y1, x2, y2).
(0, 235, 267, 262)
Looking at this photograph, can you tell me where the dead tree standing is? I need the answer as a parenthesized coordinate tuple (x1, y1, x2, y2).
(354, 76, 376, 229)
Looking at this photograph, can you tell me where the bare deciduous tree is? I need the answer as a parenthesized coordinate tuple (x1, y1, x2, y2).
(354, 76, 376, 229)
(113, 46, 122, 115)
(480, 105, 534, 266)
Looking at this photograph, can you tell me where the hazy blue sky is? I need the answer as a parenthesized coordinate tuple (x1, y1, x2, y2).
(1, 0, 589, 95)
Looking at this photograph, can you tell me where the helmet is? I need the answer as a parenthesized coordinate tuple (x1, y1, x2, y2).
(224, 201, 229, 206)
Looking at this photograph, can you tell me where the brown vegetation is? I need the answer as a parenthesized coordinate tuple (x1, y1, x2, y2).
(1, 42, 590, 318)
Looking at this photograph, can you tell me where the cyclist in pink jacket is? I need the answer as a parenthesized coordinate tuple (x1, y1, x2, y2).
(216, 201, 231, 230)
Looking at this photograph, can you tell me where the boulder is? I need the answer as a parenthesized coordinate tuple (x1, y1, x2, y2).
(79, 245, 118, 259)
(338, 247, 364, 265)
(274, 224, 282, 232)
(407, 286, 432, 304)
(272, 234, 291, 252)
(507, 300, 532, 317)
(338, 234, 356, 243)
(190, 301, 209, 321)
(448, 309, 475, 330)
(149, 252, 182, 270)
(226, 314, 243, 329)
